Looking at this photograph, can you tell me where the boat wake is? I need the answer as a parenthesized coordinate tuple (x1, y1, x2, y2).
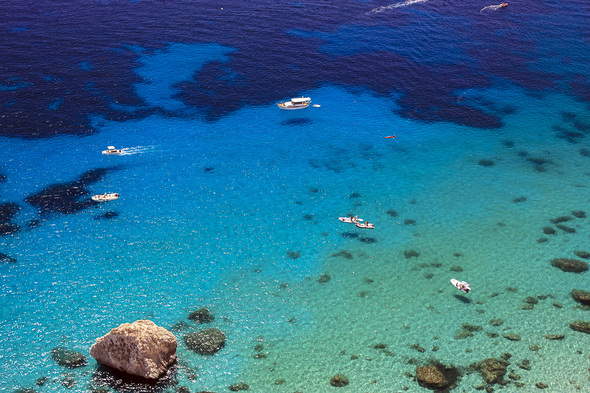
(119, 146, 154, 155)
(368, 0, 429, 14)
(480, 4, 502, 12)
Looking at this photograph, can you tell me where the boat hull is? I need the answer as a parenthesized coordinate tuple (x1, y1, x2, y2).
(92, 193, 119, 202)
(277, 103, 310, 110)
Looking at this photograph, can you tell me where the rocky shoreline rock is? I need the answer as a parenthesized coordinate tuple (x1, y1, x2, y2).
(90, 320, 177, 380)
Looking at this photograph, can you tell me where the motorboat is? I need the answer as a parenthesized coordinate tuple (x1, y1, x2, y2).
(338, 215, 363, 224)
(102, 146, 123, 155)
(92, 193, 119, 202)
(451, 278, 471, 293)
(499, 2, 508, 7)
(277, 97, 311, 110)
(355, 221, 375, 229)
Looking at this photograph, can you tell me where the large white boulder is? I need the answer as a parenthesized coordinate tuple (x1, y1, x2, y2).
(90, 320, 177, 380)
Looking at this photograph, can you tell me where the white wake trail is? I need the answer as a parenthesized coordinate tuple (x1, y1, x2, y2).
(369, 0, 429, 14)
(480, 4, 501, 12)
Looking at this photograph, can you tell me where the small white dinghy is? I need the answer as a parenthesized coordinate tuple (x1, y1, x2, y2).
(92, 193, 119, 202)
(355, 221, 375, 229)
(102, 146, 123, 155)
(338, 215, 362, 224)
(451, 278, 471, 293)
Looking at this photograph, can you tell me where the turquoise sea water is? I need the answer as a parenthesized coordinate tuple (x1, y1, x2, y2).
(1, 0, 590, 392)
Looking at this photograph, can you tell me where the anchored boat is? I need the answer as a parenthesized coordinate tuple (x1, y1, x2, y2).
(92, 193, 119, 202)
(277, 97, 311, 110)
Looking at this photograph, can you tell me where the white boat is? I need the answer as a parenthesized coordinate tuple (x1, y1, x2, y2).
(277, 97, 311, 110)
(91, 193, 119, 202)
(338, 216, 363, 224)
(102, 146, 123, 155)
(451, 278, 471, 293)
(355, 221, 375, 229)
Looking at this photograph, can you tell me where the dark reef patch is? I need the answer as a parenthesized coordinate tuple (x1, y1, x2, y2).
(341, 232, 359, 239)
(94, 211, 120, 220)
(332, 250, 354, 259)
(281, 118, 312, 126)
(572, 210, 586, 218)
(404, 250, 420, 258)
(0, 202, 21, 236)
(556, 224, 575, 234)
(25, 168, 115, 215)
(477, 159, 494, 167)
(0, 252, 17, 264)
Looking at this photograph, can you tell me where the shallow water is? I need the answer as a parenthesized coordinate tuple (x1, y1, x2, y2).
(1, 0, 590, 392)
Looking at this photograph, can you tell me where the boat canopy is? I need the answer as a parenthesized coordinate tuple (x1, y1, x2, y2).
(291, 97, 311, 103)
(107, 146, 116, 150)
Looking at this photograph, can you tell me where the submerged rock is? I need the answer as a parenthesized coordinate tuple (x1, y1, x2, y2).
(90, 320, 177, 380)
(330, 374, 350, 387)
(571, 289, 590, 305)
(551, 216, 572, 224)
(477, 358, 509, 384)
(317, 273, 331, 283)
(184, 328, 225, 355)
(574, 250, 590, 259)
(503, 333, 521, 341)
(228, 382, 250, 391)
(570, 320, 590, 334)
(416, 365, 448, 388)
(551, 258, 588, 273)
(51, 347, 87, 368)
(572, 210, 586, 218)
(556, 224, 576, 233)
(404, 250, 420, 259)
(489, 318, 504, 327)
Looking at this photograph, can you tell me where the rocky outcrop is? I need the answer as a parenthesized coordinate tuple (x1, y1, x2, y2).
(571, 289, 590, 305)
(184, 328, 226, 355)
(416, 366, 448, 388)
(550, 258, 588, 273)
(89, 320, 177, 380)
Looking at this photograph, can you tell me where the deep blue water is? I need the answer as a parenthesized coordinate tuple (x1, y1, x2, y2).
(1, 0, 590, 392)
